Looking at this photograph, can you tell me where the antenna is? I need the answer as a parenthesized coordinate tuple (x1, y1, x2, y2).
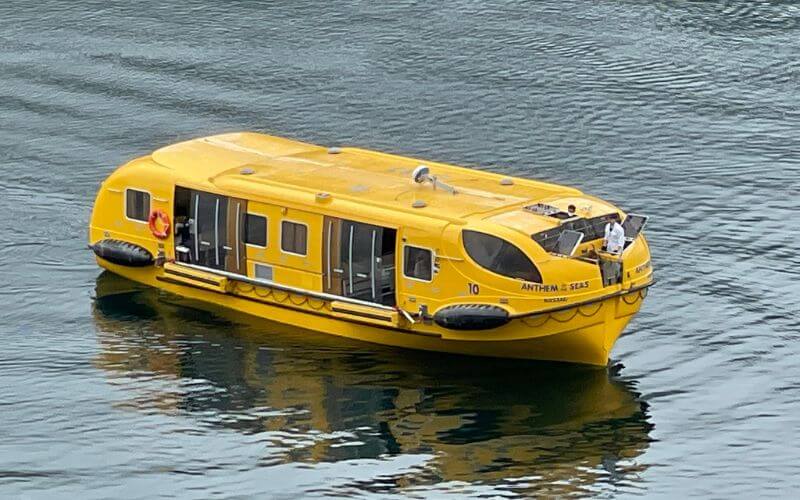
(411, 165, 457, 194)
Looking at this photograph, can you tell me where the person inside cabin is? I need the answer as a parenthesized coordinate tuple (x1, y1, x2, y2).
(412, 252, 431, 279)
(174, 217, 194, 262)
(567, 204, 577, 218)
(603, 217, 626, 254)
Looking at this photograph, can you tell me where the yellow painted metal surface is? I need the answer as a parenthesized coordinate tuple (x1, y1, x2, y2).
(330, 301, 400, 326)
(162, 262, 228, 292)
(89, 132, 654, 366)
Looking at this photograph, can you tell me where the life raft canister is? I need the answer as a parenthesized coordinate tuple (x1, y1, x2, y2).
(148, 209, 171, 239)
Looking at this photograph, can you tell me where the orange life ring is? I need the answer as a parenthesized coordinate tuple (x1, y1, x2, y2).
(148, 209, 171, 239)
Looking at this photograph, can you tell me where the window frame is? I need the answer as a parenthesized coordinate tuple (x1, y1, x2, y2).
(124, 187, 151, 224)
(402, 244, 435, 283)
(280, 219, 309, 257)
(244, 212, 268, 248)
(462, 230, 542, 283)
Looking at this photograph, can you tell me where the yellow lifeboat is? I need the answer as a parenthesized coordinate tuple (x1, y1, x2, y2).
(88, 132, 654, 366)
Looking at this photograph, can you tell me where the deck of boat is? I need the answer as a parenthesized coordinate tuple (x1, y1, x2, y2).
(145, 132, 601, 230)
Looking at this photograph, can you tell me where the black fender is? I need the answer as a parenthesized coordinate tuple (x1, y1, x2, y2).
(433, 304, 510, 331)
(90, 239, 153, 267)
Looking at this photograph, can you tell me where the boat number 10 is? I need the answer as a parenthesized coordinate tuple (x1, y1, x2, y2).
(468, 283, 480, 295)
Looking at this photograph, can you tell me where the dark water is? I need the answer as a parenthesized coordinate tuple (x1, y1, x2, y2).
(1, 0, 799, 497)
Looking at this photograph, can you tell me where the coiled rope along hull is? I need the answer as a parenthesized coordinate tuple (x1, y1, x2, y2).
(97, 259, 646, 366)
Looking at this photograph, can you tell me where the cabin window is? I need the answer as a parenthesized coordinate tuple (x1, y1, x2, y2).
(245, 213, 267, 247)
(403, 245, 433, 281)
(462, 230, 542, 283)
(281, 220, 308, 256)
(125, 189, 150, 222)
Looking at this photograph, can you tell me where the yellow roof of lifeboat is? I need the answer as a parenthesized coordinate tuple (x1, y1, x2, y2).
(149, 132, 619, 233)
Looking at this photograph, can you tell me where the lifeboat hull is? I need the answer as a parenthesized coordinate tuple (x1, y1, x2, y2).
(95, 260, 645, 367)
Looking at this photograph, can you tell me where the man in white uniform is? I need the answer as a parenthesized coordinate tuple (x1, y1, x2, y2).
(603, 219, 626, 254)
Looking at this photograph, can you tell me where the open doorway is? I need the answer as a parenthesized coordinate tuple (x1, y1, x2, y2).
(323, 216, 396, 306)
(173, 186, 247, 274)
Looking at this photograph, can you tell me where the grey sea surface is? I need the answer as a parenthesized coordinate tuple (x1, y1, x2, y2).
(1, 1, 799, 498)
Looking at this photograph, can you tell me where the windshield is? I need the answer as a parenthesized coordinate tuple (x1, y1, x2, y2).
(463, 230, 542, 283)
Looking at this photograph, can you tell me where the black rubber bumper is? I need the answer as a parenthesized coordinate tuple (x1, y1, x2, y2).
(433, 304, 511, 331)
(90, 239, 153, 267)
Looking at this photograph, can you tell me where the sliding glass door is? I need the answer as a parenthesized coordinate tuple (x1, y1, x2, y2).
(323, 216, 396, 306)
(174, 187, 246, 273)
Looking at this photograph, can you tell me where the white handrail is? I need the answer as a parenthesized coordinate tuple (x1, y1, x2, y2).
(175, 262, 398, 312)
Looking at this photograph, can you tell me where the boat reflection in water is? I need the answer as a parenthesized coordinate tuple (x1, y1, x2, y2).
(92, 272, 653, 496)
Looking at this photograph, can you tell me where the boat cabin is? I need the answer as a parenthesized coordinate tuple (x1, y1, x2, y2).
(92, 132, 652, 327)
(170, 185, 399, 306)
